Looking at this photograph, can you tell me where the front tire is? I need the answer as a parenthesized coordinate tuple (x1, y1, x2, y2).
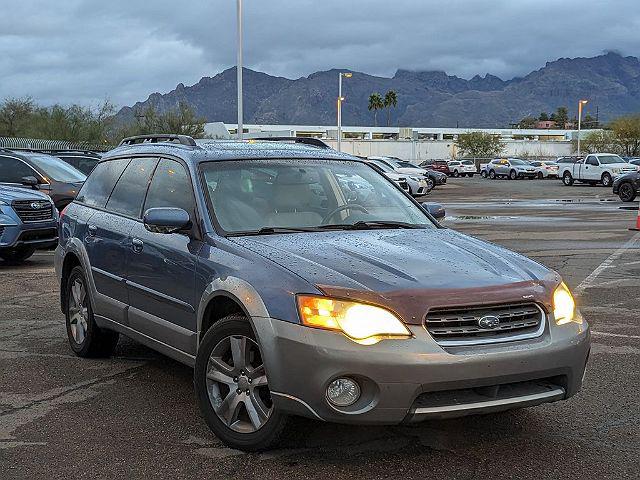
(602, 172, 613, 187)
(489, 170, 496, 179)
(563, 172, 574, 186)
(618, 182, 637, 202)
(195, 316, 288, 452)
(509, 170, 518, 180)
(537, 172, 544, 179)
(481, 171, 487, 178)
(453, 170, 459, 177)
(65, 266, 119, 357)
(0, 246, 35, 263)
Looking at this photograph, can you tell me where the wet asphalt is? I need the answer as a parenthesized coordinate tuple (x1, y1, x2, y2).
(1, 176, 639, 479)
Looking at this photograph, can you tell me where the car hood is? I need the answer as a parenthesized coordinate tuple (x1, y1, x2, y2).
(0, 185, 51, 202)
(232, 229, 559, 324)
(396, 167, 427, 175)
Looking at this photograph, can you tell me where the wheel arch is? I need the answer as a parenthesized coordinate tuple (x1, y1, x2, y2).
(59, 239, 93, 313)
(197, 277, 270, 346)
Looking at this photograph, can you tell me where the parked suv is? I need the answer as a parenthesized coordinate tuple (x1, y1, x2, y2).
(49, 150, 102, 175)
(55, 134, 590, 451)
(486, 158, 537, 180)
(0, 150, 86, 210)
(1, 185, 58, 262)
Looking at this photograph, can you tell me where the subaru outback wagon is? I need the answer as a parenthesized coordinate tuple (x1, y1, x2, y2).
(56, 134, 590, 451)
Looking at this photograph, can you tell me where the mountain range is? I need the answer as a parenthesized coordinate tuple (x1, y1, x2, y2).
(116, 52, 640, 128)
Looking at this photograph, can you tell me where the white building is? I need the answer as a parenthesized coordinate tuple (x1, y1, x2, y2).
(205, 123, 593, 161)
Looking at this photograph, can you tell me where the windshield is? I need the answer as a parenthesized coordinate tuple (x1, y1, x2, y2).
(370, 160, 393, 173)
(201, 159, 434, 235)
(29, 155, 86, 183)
(509, 159, 526, 166)
(396, 160, 416, 168)
(599, 155, 625, 165)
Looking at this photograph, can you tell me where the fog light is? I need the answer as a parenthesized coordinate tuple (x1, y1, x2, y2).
(326, 378, 361, 407)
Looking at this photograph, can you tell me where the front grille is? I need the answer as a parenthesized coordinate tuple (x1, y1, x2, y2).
(0, 226, 4, 238)
(17, 228, 57, 243)
(424, 302, 545, 346)
(12, 200, 54, 223)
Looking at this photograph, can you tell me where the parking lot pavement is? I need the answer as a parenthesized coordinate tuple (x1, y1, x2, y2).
(1, 177, 639, 480)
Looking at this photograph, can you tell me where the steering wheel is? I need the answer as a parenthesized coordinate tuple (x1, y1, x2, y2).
(322, 203, 369, 224)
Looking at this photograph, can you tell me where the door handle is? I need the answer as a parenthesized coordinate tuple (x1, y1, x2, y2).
(132, 238, 144, 254)
(87, 224, 97, 237)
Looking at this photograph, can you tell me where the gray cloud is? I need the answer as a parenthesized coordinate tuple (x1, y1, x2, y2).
(1, 0, 638, 108)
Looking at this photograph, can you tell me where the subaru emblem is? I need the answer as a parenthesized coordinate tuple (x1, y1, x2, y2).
(478, 315, 501, 329)
(30, 202, 42, 210)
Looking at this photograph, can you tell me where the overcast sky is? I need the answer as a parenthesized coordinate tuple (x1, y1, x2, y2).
(1, 0, 638, 109)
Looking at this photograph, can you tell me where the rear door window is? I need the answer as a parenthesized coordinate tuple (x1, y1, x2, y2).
(76, 159, 130, 208)
(0, 156, 38, 183)
(106, 158, 158, 218)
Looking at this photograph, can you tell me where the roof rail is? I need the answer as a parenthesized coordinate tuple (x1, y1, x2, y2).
(118, 134, 197, 147)
(253, 137, 331, 149)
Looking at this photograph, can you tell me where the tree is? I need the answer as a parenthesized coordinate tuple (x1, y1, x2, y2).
(368, 93, 384, 127)
(539, 112, 549, 122)
(117, 102, 206, 140)
(454, 132, 505, 158)
(583, 114, 599, 128)
(518, 116, 537, 129)
(610, 114, 640, 156)
(554, 106, 569, 128)
(0, 97, 35, 137)
(383, 90, 398, 127)
(572, 130, 620, 155)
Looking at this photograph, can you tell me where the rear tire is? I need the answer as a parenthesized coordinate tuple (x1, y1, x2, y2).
(618, 182, 637, 202)
(481, 171, 487, 178)
(563, 172, 574, 186)
(453, 170, 459, 177)
(537, 172, 544, 179)
(195, 316, 288, 452)
(65, 266, 119, 357)
(601, 172, 613, 187)
(0, 246, 36, 264)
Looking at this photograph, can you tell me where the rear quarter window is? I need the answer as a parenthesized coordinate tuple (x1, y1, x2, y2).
(76, 159, 130, 208)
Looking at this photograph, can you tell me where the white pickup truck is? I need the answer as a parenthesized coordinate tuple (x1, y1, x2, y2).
(560, 153, 637, 187)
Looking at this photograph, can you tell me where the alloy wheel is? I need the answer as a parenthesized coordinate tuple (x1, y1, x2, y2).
(206, 335, 273, 433)
(68, 279, 89, 344)
(619, 183, 636, 202)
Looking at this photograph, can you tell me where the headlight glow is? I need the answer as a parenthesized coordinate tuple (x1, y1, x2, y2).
(298, 295, 411, 345)
(553, 282, 578, 325)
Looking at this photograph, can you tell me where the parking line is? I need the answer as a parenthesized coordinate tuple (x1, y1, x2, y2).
(591, 331, 640, 340)
(575, 232, 640, 294)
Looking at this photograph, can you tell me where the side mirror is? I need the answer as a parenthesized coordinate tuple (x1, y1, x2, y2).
(422, 202, 446, 220)
(21, 176, 40, 190)
(143, 207, 192, 234)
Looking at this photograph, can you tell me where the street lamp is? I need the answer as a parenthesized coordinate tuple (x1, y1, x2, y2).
(236, 0, 244, 141)
(577, 99, 588, 157)
(337, 72, 352, 152)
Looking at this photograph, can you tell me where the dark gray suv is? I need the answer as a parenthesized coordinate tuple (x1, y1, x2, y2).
(55, 135, 590, 451)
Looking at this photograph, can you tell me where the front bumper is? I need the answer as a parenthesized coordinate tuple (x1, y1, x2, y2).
(0, 221, 58, 250)
(254, 316, 590, 425)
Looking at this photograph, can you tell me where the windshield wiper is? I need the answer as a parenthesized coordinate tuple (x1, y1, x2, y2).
(229, 226, 322, 237)
(319, 221, 424, 230)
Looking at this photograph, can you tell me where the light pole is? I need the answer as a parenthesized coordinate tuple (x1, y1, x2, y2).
(337, 72, 352, 152)
(577, 99, 588, 157)
(236, 0, 244, 140)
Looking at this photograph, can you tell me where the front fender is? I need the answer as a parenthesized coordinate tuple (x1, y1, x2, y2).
(196, 276, 270, 345)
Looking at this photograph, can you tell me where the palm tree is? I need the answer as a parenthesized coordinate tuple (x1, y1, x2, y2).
(368, 93, 384, 127)
(384, 90, 398, 127)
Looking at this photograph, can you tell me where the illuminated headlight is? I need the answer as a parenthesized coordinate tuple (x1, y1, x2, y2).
(297, 295, 411, 345)
(553, 283, 581, 325)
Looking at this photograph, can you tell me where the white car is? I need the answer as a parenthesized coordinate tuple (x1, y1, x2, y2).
(367, 159, 432, 196)
(527, 161, 560, 179)
(447, 160, 477, 177)
(560, 153, 637, 187)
